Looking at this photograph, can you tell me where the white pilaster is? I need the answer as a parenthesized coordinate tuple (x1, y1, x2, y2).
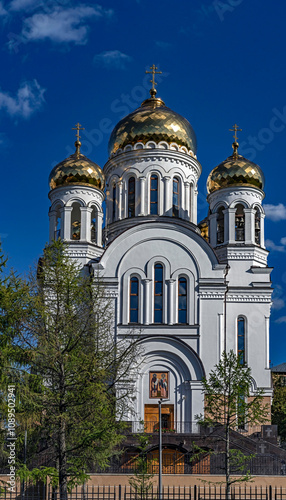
(184, 181, 190, 220)
(96, 212, 103, 247)
(61, 206, 73, 240)
(80, 207, 93, 242)
(192, 188, 198, 224)
(260, 213, 265, 248)
(139, 176, 146, 216)
(163, 176, 171, 216)
(166, 278, 176, 325)
(228, 208, 236, 244)
(244, 208, 255, 244)
(143, 279, 152, 325)
(209, 213, 217, 247)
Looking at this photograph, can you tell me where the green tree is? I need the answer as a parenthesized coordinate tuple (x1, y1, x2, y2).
(13, 240, 139, 500)
(272, 373, 286, 442)
(197, 350, 268, 499)
(128, 433, 156, 499)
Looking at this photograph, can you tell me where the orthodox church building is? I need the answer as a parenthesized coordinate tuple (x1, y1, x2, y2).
(47, 69, 273, 434)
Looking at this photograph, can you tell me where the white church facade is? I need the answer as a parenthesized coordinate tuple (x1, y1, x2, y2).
(47, 74, 273, 434)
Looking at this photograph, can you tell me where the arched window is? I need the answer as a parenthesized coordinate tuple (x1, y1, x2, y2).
(237, 316, 245, 364)
(217, 207, 224, 244)
(130, 277, 139, 323)
(235, 204, 245, 241)
(128, 177, 135, 218)
(91, 206, 96, 243)
(178, 277, 187, 324)
(154, 263, 163, 323)
(150, 174, 158, 215)
(255, 208, 261, 245)
(54, 207, 61, 240)
(112, 184, 116, 221)
(172, 177, 180, 217)
(71, 202, 81, 240)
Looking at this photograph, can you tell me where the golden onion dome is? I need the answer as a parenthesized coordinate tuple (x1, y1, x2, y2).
(207, 141, 265, 194)
(108, 91, 197, 156)
(49, 136, 105, 191)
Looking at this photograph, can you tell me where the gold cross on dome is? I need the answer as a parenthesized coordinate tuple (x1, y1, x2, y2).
(72, 122, 85, 141)
(146, 64, 162, 91)
(229, 124, 242, 143)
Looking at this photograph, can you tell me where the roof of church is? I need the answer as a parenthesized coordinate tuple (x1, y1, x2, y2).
(108, 90, 197, 157)
(271, 362, 286, 373)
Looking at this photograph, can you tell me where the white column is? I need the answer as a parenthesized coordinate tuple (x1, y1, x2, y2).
(223, 209, 229, 243)
(61, 206, 72, 240)
(96, 212, 103, 247)
(218, 313, 224, 358)
(163, 176, 171, 216)
(143, 279, 152, 325)
(139, 176, 146, 216)
(244, 208, 255, 244)
(49, 210, 57, 243)
(118, 181, 123, 220)
(192, 188, 198, 224)
(184, 181, 190, 220)
(209, 213, 217, 247)
(228, 208, 236, 244)
(260, 213, 265, 247)
(265, 316, 270, 369)
(166, 279, 176, 325)
(80, 207, 92, 241)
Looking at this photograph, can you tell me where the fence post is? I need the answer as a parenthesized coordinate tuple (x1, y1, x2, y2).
(119, 485, 121, 500)
(194, 484, 197, 500)
(269, 485, 272, 500)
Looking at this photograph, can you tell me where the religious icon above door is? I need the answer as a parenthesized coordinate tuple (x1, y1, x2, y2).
(149, 371, 169, 398)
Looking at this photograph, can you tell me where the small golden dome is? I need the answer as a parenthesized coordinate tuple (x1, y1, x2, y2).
(108, 94, 197, 156)
(49, 151, 105, 191)
(207, 154, 265, 194)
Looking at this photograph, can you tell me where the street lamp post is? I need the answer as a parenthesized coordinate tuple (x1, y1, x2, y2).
(158, 399, 162, 500)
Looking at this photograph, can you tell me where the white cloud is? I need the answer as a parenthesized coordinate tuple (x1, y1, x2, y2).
(0, 80, 45, 119)
(265, 239, 286, 252)
(264, 203, 286, 221)
(0, 1, 8, 16)
(275, 316, 286, 324)
(93, 50, 132, 70)
(22, 4, 113, 44)
(9, 0, 40, 11)
(272, 298, 285, 310)
(280, 237, 286, 246)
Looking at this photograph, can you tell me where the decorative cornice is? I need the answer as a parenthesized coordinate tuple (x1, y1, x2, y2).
(199, 291, 225, 300)
(103, 148, 202, 179)
(227, 293, 272, 303)
(49, 185, 104, 203)
(208, 185, 265, 205)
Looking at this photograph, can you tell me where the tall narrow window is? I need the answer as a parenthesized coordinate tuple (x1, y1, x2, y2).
(255, 208, 261, 245)
(55, 208, 61, 240)
(154, 264, 163, 323)
(178, 277, 187, 324)
(150, 174, 158, 215)
(128, 177, 135, 218)
(112, 184, 116, 221)
(217, 207, 224, 244)
(130, 277, 139, 323)
(235, 204, 245, 241)
(71, 202, 81, 240)
(91, 206, 96, 243)
(237, 316, 245, 364)
(172, 177, 179, 217)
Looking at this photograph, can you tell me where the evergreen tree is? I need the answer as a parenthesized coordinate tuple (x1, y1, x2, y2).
(12, 240, 139, 499)
(272, 373, 286, 442)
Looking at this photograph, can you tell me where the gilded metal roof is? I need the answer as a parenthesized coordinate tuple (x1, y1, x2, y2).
(108, 96, 197, 156)
(49, 152, 105, 191)
(207, 154, 265, 194)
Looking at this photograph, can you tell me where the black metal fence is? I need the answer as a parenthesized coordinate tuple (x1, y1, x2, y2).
(0, 484, 286, 500)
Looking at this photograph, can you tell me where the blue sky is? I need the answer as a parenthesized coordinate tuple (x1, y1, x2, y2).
(0, 0, 285, 366)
